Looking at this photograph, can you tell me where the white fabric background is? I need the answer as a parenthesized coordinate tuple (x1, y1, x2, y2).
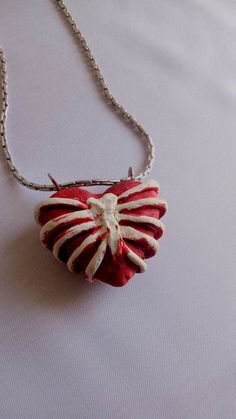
(0, 1, 236, 418)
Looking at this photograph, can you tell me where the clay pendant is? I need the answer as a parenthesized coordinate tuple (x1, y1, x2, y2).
(34, 179, 167, 287)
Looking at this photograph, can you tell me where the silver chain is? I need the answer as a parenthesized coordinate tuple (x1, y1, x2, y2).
(0, 0, 155, 192)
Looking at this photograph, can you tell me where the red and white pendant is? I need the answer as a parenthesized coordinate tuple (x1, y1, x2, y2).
(34, 179, 167, 287)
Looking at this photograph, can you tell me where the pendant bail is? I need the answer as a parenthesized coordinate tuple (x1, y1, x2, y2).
(128, 166, 134, 179)
(48, 173, 62, 191)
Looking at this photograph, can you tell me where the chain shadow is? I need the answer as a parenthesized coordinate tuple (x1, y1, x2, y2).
(4, 224, 109, 309)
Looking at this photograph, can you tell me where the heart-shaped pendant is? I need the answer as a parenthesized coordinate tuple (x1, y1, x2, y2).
(34, 179, 167, 287)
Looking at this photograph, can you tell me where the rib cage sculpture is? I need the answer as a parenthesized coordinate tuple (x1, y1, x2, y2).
(34, 180, 167, 287)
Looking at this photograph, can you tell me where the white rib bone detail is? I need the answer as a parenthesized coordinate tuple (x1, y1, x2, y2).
(85, 238, 107, 282)
(124, 246, 147, 272)
(67, 228, 106, 273)
(117, 214, 165, 232)
(35, 180, 167, 281)
(117, 197, 167, 212)
(119, 226, 159, 253)
(40, 210, 94, 243)
(118, 179, 160, 201)
(53, 221, 98, 259)
(34, 197, 87, 224)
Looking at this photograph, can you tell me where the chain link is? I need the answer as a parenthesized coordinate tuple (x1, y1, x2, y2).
(0, 0, 155, 191)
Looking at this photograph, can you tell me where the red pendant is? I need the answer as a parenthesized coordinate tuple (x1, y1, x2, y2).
(34, 179, 167, 287)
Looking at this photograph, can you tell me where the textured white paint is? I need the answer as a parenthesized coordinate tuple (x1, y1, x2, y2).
(39, 210, 94, 243)
(117, 179, 160, 200)
(34, 197, 85, 224)
(52, 221, 97, 259)
(35, 181, 165, 280)
(118, 213, 165, 232)
(117, 197, 167, 212)
(67, 228, 105, 274)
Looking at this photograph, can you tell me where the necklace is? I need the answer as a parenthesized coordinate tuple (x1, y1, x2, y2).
(0, 0, 167, 287)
